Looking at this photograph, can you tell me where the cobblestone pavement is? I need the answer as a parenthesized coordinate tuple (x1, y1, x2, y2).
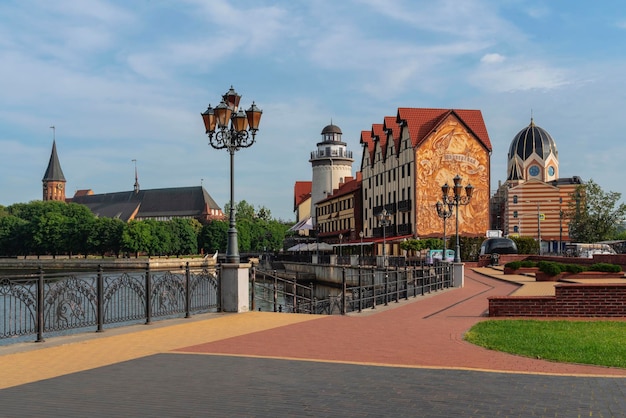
(1, 268, 625, 417)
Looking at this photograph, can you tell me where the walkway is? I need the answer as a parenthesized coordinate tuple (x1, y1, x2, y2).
(0, 269, 624, 417)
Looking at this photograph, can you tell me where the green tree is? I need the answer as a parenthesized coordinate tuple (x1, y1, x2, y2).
(88, 217, 125, 257)
(0, 215, 28, 256)
(198, 220, 228, 254)
(510, 236, 539, 255)
(122, 220, 153, 257)
(567, 179, 626, 242)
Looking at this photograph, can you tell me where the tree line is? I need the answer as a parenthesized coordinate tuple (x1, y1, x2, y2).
(0, 200, 292, 258)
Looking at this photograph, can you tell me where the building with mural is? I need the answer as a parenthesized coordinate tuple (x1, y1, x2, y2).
(360, 108, 492, 251)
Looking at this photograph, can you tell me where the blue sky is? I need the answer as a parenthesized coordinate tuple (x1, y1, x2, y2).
(1, 0, 626, 222)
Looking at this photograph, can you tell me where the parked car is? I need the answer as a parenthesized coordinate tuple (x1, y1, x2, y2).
(480, 238, 518, 256)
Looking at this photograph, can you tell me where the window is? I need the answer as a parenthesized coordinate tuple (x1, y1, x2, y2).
(513, 195, 518, 204)
(513, 226, 519, 233)
(513, 211, 518, 218)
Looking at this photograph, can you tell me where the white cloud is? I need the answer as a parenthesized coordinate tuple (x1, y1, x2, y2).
(481, 53, 506, 64)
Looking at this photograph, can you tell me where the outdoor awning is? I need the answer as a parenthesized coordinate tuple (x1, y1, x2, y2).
(288, 217, 313, 232)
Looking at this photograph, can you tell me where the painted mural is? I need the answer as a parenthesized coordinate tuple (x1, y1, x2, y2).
(415, 118, 489, 237)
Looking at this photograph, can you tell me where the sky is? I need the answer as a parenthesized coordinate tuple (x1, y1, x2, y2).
(2, 0, 626, 222)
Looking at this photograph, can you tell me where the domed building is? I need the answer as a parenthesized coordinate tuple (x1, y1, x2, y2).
(491, 119, 582, 254)
(507, 119, 559, 183)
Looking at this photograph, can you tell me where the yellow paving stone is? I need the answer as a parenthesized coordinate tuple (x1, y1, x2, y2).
(0, 311, 323, 389)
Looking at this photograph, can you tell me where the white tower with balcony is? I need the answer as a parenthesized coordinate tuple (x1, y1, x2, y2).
(310, 122, 354, 226)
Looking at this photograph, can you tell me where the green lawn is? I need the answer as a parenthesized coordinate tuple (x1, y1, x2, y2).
(464, 320, 626, 368)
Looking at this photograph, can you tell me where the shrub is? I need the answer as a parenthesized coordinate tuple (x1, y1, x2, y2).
(538, 261, 564, 276)
(519, 260, 537, 268)
(504, 261, 521, 270)
(589, 263, 623, 273)
(564, 264, 585, 274)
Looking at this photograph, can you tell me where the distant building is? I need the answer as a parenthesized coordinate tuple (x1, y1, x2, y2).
(42, 140, 67, 202)
(490, 118, 581, 254)
(290, 181, 313, 236)
(315, 173, 363, 243)
(42, 141, 225, 222)
(360, 108, 492, 254)
(309, 122, 354, 226)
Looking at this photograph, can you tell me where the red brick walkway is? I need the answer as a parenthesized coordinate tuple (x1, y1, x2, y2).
(178, 269, 626, 376)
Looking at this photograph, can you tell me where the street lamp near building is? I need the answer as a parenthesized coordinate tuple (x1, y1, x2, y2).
(435, 200, 453, 261)
(201, 86, 262, 264)
(359, 230, 364, 265)
(441, 175, 473, 263)
(378, 209, 392, 266)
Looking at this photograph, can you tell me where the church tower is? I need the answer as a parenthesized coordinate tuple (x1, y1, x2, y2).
(42, 140, 67, 201)
(309, 122, 353, 226)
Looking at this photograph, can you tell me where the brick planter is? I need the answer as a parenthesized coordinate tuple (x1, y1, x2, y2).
(504, 267, 539, 275)
(535, 271, 625, 282)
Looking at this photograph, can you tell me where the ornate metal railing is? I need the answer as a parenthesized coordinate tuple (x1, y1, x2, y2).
(0, 262, 219, 343)
(252, 261, 452, 315)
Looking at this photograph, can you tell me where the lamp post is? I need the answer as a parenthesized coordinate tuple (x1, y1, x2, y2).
(201, 86, 262, 264)
(441, 174, 473, 263)
(378, 209, 392, 267)
(435, 200, 453, 261)
(359, 230, 364, 265)
(339, 233, 343, 258)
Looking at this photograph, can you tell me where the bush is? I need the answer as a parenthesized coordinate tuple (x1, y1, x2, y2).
(520, 260, 537, 268)
(589, 263, 623, 273)
(564, 264, 585, 274)
(504, 261, 521, 270)
(538, 261, 564, 276)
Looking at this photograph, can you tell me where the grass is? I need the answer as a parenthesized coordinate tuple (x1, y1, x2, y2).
(464, 320, 626, 368)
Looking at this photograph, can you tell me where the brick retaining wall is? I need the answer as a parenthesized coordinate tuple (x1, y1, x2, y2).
(489, 283, 626, 317)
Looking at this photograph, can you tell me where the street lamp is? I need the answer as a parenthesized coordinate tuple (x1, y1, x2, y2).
(435, 200, 453, 261)
(201, 86, 262, 264)
(378, 209, 392, 266)
(359, 230, 364, 265)
(339, 233, 343, 258)
(441, 174, 473, 263)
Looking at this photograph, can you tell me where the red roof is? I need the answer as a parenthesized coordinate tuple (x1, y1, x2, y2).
(371, 123, 387, 160)
(396, 108, 492, 151)
(317, 175, 361, 204)
(293, 181, 312, 211)
(360, 130, 376, 166)
(383, 115, 402, 156)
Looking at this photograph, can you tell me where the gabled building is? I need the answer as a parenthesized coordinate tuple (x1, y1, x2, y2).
(315, 173, 363, 243)
(360, 108, 492, 253)
(70, 186, 224, 222)
(42, 141, 224, 223)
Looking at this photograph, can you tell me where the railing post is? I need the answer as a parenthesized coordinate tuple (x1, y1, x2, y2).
(371, 267, 376, 309)
(341, 268, 346, 315)
(309, 282, 314, 314)
(358, 265, 362, 313)
(404, 264, 409, 300)
(384, 269, 389, 306)
(251, 266, 256, 312)
(185, 262, 191, 318)
(35, 267, 45, 343)
(97, 265, 104, 332)
(293, 273, 297, 313)
(273, 272, 278, 313)
(395, 270, 400, 303)
(145, 263, 152, 325)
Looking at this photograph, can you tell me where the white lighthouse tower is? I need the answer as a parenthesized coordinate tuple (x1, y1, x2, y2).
(310, 122, 354, 226)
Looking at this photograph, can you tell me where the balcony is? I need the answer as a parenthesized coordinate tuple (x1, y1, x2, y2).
(397, 199, 412, 212)
(310, 149, 353, 160)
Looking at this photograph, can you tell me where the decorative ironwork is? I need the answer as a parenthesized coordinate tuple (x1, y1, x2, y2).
(0, 263, 220, 343)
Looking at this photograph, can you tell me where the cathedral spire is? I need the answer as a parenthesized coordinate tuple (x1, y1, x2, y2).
(133, 159, 140, 194)
(42, 128, 67, 201)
